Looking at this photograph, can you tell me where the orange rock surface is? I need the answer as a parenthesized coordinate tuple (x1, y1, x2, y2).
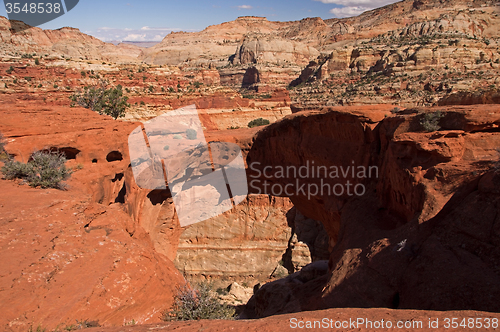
(0, 98, 185, 331)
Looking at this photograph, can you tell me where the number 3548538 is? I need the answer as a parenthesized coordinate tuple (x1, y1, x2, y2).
(5, 2, 62, 14)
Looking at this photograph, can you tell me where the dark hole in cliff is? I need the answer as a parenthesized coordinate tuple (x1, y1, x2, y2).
(92, 158, 98, 163)
(147, 189, 172, 205)
(115, 182, 127, 204)
(112, 173, 124, 182)
(40, 147, 80, 160)
(106, 151, 123, 162)
(392, 292, 400, 309)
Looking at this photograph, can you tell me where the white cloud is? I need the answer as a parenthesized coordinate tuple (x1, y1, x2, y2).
(237, 5, 253, 9)
(140, 26, 177, 31)
(88, 27, 183, 42)
(314, 0, 395, 6)
(123, 34, 148, 41)
(329, 6, 370, 17)
(314, 0, 399, 18)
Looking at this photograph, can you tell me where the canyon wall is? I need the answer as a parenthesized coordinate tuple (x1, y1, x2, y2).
(246, 104, 500, 316)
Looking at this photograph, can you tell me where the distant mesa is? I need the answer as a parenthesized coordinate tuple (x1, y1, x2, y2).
(236, 16, 268, 20)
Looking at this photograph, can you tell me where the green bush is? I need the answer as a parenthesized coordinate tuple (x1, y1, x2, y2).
(71, 82, 129, 119)
(186, 128, 197, 140)
(34, 58, 40, 65)
(420, 111, 444, 132)
(1, 150, 71, 189)
(173, 134, 183, 140)
(164, 282, 235, 321)
(248, 118, 270, 128)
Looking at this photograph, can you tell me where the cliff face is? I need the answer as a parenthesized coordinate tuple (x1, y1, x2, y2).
(0, 17, 141, 63)
(139, 0, 499, 68)
(1, 0, 498, 105)
(247, 104, 500, 316)
(290, 6, 500, 108)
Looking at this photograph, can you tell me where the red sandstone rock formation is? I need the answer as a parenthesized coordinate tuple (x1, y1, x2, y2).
(0, 99, 185, 331)
(247, 104, 500, 316)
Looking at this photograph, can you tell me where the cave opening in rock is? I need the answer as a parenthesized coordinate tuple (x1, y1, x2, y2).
(106, 151, 123, 162)
(115, 182, 127, 204)
(40, 147, 81, 160)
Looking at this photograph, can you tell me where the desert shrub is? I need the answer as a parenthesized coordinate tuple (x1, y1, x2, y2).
(6, 66, 13, 74)
(148, 85, 154, 93)
(0, 132, 5, 153)
(494, 148, 500, 172)
(420, 111, 444, 132)
(71, 81, 129, 119)
(248, 118, 270, 128)
(1, 150, 71, 189)
(164, 282, 235, 321)
(186, 128, 197, 140)
(64, 320, 100, 330)
(173, 134, 183, 140)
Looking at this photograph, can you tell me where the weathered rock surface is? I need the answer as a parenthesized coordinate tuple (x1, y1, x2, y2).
(0, 100, 185, 331)
(247, 104, 500, 316)
(174, 195, 293, 281)
(0, 17, 141, 63)
(86, 307, 500, 332)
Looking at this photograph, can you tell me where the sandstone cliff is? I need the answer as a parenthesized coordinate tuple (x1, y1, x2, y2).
(0, 16, 141, 63)
(246, 104, 500, 316)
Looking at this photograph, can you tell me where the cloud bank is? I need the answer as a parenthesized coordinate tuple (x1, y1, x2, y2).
(86, 26, 189, 42)
(314, 0, 399, 18)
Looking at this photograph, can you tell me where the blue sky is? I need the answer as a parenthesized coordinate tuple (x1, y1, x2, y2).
(0, 0, 398, 41)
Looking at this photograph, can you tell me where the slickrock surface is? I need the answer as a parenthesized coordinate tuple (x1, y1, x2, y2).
(86, 308, 500, 332)
(0, 101, 185, 331)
